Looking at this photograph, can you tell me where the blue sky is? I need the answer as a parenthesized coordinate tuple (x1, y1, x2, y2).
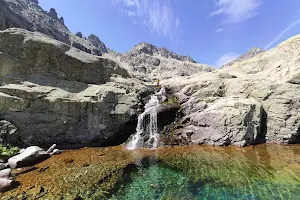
(39, 0, 300, 67)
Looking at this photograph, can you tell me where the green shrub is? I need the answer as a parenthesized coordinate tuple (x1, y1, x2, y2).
(0, 144, 20, 158)
(163, 97, 180, 106)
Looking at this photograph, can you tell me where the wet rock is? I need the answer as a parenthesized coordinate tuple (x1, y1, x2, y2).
(50, 149, 63, 155)
(0, 178, 12, 190)
(0, 168, 11, 178)
(8, 146, 50, 169)
(0, 163, 7, 170)
(157, 104, 180, 131)
(46, 144, 56, 154)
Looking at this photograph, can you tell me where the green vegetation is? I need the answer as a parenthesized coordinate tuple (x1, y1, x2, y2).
(163, 96, 180, 106)
(0, 144, 20, 158)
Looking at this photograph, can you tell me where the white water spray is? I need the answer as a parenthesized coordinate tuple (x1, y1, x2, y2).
(126, 88, 166, 150)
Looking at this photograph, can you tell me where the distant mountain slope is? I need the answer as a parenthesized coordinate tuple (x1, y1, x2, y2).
(221, 47, 265, 68)
(105, 42, 215, 81)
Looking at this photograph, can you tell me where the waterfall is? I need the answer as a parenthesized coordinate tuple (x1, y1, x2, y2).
(126, 88, 166, 150)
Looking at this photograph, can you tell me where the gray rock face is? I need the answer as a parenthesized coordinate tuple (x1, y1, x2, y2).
(0, 120, 18, 144)
(31, 0, 38, 5)
(48, 8, 58, 19)
(0, 0, 108, 56)
(176, 98, 262, 146)
(163, 34, 300, 145)
(88, 34, 108, 55)
(131, 43, 196, 63)
(0, 29, 128, 84)
(0, 28, 146, 146)
(75, 32, 83, 38)
(0, 0, 71, 45)
(8, 146, 49, 168)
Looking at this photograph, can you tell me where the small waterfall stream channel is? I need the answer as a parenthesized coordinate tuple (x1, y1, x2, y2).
(126, 87, 167, 150)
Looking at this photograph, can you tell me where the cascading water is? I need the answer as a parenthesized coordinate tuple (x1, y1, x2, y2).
(126, 88, 166, 150)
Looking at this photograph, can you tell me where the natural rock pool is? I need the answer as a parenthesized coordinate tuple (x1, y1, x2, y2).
(2, 144, 300, 199)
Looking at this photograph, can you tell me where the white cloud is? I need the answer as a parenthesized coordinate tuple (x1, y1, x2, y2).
(215, 52, 240, 67)
(112, 0, 180, 42)
(211, 0, 262, 24)
(265, 18, 300, 49)
(215, 28, 224, 33)
(125, 11, 136, 16)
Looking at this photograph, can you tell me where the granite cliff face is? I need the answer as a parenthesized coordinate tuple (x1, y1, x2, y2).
(0, 0, 299, 148)
(0, 28, 145, 147)
(162, 36, 300, 146)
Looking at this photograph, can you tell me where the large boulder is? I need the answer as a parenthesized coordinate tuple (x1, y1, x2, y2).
(8, 146, 49, 168)
(175, 98, 262, 146)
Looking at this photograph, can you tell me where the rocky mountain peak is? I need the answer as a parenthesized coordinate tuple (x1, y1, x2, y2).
(130, 42, 196, 63)
(48, 8, 58, 19)
(130, 42, 158, 55)
(87, 34, 108, 53)
(47, 8, 64, 25)
(75, 32, 83, 38)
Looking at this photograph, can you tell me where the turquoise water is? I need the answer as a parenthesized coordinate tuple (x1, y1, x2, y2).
(109, 145, 300, 200)
(110, 162, 300, 200)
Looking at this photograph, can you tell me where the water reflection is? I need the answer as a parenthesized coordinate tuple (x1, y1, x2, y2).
(110, 144, 300, 200)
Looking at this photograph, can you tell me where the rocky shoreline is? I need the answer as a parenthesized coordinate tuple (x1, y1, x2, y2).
(0, 144, 63, 191)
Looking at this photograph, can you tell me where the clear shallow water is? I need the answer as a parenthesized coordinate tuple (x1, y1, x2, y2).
(110, 145, 300, 200)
